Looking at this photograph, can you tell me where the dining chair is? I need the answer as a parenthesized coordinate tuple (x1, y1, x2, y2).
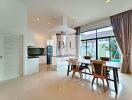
(69, 58, 84, 80)
(100, 57, 111, 61)
(101, 57, 120, 83)
(100, 57, 111, 78)
(84, 56, 91, 60)
(81, 56, 91, 73)
(91, 60, 109, 91)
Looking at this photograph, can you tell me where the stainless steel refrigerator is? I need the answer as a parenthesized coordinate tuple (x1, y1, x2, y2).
(47, 46, 53, 64)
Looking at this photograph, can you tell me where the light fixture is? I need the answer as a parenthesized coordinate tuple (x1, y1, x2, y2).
(48, 22, 51, 25)
(72, 16, 75, 19)
(50, 16, 76, 34)
(105, 0, 112, 3)
(36, 17, 40, 21)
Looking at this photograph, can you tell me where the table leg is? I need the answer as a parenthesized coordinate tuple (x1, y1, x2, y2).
(116, 70, 119, 83)
(67, 63, 70, 76)
(113, 69, 118, 94)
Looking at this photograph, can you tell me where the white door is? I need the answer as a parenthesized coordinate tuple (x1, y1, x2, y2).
(0, 33, 23, 81)
(0, 34, 4, 81)
(3, 34, 22, 80)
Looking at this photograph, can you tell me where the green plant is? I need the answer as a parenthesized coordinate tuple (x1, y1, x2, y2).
(109, 37, 120, 59)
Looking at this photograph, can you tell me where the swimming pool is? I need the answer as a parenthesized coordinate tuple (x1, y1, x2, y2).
(111, 59, 120, 62)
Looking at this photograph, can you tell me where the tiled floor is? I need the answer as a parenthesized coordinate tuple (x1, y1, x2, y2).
(0, 64, 132, 100)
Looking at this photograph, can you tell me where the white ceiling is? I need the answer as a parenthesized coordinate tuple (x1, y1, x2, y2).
(25, 0, 132, 35)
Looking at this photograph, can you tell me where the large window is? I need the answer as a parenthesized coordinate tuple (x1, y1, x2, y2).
(80, 26, 121, 61)
(87, 40, 96, 59)
(80, 41, 87, 57)
(98, 38, 110, 59)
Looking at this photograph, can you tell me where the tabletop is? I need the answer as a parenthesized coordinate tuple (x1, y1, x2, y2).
(68, 59, 121, 69)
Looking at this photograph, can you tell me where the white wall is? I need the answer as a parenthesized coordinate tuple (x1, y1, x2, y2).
(81, 18, 111, 32)
(0, 36, 4, 81)
(23, 32, 34, 75)
(0, 0, 49, 78)
(33, 33, 47, 47)
(0, 0, 39, 78)
(0, 0, 27, 80)
(0, 0, 27, 34)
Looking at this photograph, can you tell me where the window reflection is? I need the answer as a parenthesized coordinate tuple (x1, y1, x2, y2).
(80, 26, 121, 61)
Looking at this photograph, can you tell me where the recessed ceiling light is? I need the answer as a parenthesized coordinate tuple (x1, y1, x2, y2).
(36, 17, 40, 21)
(72, 16, 75, 19)
(105, 0, 112, 3)
(48, 22, 51, 25)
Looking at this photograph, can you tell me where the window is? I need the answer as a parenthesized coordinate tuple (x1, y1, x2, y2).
(98, 38, 110, 59)
(81, 30, 96, 40)
(86, 40, 96, 59)
(97, 26, 114, 38)
(80, 41, 87, 57)
(110, 37, 120, 60)
(80, 26, 121, 61)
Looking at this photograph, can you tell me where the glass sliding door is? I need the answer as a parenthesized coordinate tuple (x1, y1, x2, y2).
(98, 38, 110, 59)
(97, 26, 114, 38)
(80, 30, 96, 59)
(86, 40, 96, 59)
(80, 41, 87, 58)
(97, 26, 113, 59)
(80, 26, 121, 61)
(110, 37, 121, 61)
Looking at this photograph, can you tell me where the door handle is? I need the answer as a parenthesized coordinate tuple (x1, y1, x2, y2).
(0, 56, 3, 58)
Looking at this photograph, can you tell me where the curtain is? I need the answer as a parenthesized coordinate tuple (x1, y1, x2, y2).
(110, 9, 132, 74)
(75, 27, 81, 58)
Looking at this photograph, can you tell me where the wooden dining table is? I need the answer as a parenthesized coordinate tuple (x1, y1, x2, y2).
(67, 59, 121, 94)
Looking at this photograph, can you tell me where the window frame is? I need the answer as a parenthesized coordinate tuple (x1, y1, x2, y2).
(80, 26, 118, 60)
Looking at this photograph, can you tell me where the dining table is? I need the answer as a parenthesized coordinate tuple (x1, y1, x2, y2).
(67, 59, 121, 94)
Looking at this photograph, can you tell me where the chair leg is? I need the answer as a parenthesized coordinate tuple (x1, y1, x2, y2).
(85, 69, 87, 77)
(116, 70, 119, 83)
(92, 77, 95, 86)
(72, 71, 75, 79)
(87, 66, 91, 73)
(101, 79, 105, 92)
(79, 71, 83, 80)
(106, 79, 109, 88)
(96, 78, 98, 84)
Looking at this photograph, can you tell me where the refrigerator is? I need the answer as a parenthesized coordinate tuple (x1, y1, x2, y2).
(47, 46, 53, 64)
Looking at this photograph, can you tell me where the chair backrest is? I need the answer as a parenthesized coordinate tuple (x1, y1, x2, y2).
(84, 56, 91, 60)
(91, 60, 106, 76)
(69, 58, 79, 70)
(100, 57, 110, 61)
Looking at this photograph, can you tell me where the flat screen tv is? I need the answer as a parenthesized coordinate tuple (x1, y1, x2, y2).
(28, 47, 45, 57)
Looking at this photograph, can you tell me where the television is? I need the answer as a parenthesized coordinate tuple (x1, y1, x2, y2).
(28, 47, 45, 57)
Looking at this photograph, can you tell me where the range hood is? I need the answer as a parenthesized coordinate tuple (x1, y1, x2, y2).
(50, 16, 76, 34)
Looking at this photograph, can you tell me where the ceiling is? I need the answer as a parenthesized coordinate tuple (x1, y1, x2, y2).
(25, 0, 132, 35)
